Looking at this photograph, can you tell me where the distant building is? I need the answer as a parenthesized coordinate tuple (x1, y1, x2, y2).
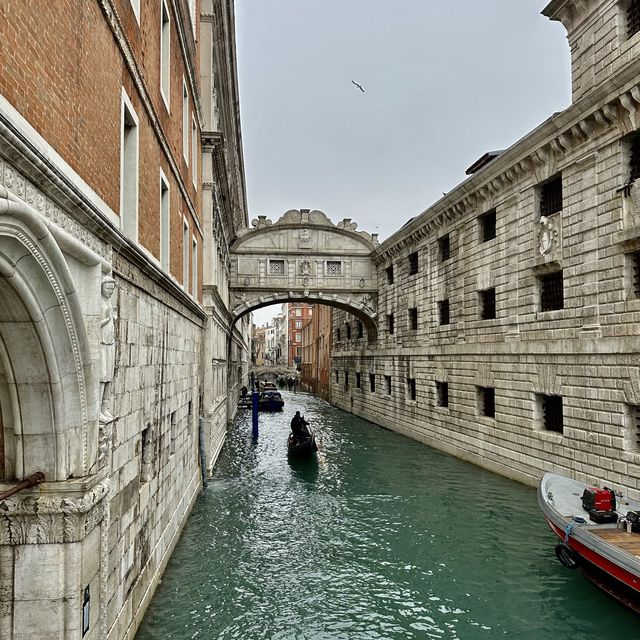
(252, 324, 267, 365)
(287, 303, 314, 368)
(301, 305, 333, 401)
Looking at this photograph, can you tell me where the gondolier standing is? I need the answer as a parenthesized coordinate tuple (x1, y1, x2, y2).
(290, 411, 308, 444)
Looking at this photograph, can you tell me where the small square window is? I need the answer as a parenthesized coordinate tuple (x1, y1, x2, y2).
(370, 373, 376, 393)
(438, 299, 450, 325)
(269, 260, 285, 276)
(386, 265, 394, 284)
(479, 288, 496, 320)
(439, 234, 450, 261)
(539, 174, 563, 216)
(408, 251, 419, 275)
(478, 387, 495, 418)
(436, 381, 448, 407)
(356, 372, 361, 389)
(407, 378, 416, 401)
(479, 209, 497, 242)
(385, 375, 392, 395)
(540, 271, 564, 311)
(627, 0, 640, 39)
(326, 261, 342, 276)
(387, 314, 395, 334)
(539, 394, 563, 433)
(408, 307, 418, 330)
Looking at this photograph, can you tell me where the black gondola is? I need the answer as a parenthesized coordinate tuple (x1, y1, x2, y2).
(287, 428, 318, 459)
(258, 390, 285, 412)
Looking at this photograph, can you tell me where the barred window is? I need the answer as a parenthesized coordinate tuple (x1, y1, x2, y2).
(436, 381, 448, 407)
(386, 265, 394, 284)
(540, 394, 563, 433)
(326, 261, 342, 276)
(628, 404, 640, 450)
(540, 271, 564, 311)
(356, 372, 361, 389)
(387, 313, 395, 334)
(407, 378, 416, 401)
(630, 131, 640, 183)
(479, 209, 497, 242)
(539, 175, 563, 216)
(408, 307, 418, 330)
(478, 387, 495, 418)
(631, 251, 640, 297)
(480, 288, 496, 320)
(408, 251, 419, 275)
(357, 321, 364, 338)
(385, 375, 392, 395)
(439, 234, 450, 261)
(628, 0, 640, 38)
(269, 259, 285, 276)
(438, 299, 450, 325)
(370, 373, 376, 393)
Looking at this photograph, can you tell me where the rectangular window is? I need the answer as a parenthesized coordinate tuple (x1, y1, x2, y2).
(334, 370, 339, 384)
(160, 0, 170, 107)
(160, 173, 170, 271)
(336, 327, 341, 341)
(479, 208, 497, 242)
(407, 378, 416, 401)
(436, 381, 448, 407)
(326, 261, 342, 276)
(630, 130, 640, 182)
(295, 320, 302, 329)
(357, 321, 364, 338)
(539, 394, 563, 433)
(182, 218, 189, 291)
(386, 314, 394, 334)
(170, 411, 177, 455)
(295, 333, 301, 342)
(479, 288, 496, 320)
(478, 387, 495, 418)
(627, 0, 640, 38)
(192, 237, 198, 296)
(408, 251, 419, 275)
(344, 371, 349, 391)
(121, 91, 139, 242)
(296, 346, 301, 356)
(346, 323, 351, 339)
(269, 260, 285, 276)
(540, 271, 564, 311)
(370, 373, 376, 393)
(192, 117, 198, 186)
(386, 265, 394, 284)
(385, 375, 392, 395)
(182, 80, 189, 162)
(408, 307, 418, 330)
(627, 404, 640, 451)
(140, 425, 153, 482)
(438, 299, 450, 325)
(631, 251, 640, 297)
(539, 174, 562, 216)
(439, 234, 450, 261)
(295, 309, 302, 317)
(356, 372, 361, 389)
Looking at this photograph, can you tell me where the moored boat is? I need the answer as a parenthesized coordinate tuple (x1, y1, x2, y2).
(287, 429, 317, 459)
(538, 472, 640, 613)
(258, 390, 285, 412)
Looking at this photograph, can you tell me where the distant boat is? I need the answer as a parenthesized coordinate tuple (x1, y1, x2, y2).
(538, 472, 640, 613)
(287, 428, 317, 459)
(258, 390, 284, 412)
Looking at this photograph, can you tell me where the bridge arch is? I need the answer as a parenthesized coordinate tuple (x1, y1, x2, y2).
(230, 209, 379, 340)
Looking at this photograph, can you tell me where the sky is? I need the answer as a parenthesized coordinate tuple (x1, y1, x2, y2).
(235, 1, 571, 326)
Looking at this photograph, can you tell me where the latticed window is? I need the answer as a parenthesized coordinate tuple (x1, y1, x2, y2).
(629, 404, 640, 450)
(407, 378, 417, 401)
(386, 265, 394, 284)
(387, 313, 394, 334)
(480, 288, 496, 320)
(628, 0, 640, 38)
(436, 381, 448, 407)
(408, 251, 419, 275)
(631, 251, 640, 297)
(438, 299, 450, 325)
(370, 373, 376, 393)
(479, 209, 497, 242)
(439, 234, 450, 261)
(478, 387, 495, 418)
(630, 131, 640, 183)
(540, 394, 563, 433)
(269, 259, 285, 276)
(408, 307, 418, 330)
(326, 261, 342, 276)
(355, 372, 361, 389)
(385, 375, 392, 395)
(540, 271, 564, 311)
(539, 175, 563, 216)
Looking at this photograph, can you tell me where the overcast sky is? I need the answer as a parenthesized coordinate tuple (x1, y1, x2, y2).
(235, 1, 570, 326)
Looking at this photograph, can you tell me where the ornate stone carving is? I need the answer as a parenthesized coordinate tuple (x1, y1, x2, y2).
(538, 216, 559, 255)
(99, 278, 117, 424)
(243, 276, 251, 286)
(299, 229, 312, 249)
(299, 260, 311, 276)
(251, 215, 273, 229)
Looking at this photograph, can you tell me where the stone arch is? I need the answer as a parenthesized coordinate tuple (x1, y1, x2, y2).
(0, 190, 96, 482)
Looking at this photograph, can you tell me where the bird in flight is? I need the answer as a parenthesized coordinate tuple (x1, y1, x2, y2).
(352, 80, 365, 93)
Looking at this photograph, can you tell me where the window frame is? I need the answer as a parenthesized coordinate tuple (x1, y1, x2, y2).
(160, 0, 171, 110)
(478, 208, 497, 243)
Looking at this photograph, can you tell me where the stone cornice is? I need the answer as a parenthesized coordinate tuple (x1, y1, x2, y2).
(375, 59, 640, 265)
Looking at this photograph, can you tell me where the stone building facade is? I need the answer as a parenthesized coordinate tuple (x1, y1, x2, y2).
(332, 0, 640, 495)
(0, 1, 248, 639)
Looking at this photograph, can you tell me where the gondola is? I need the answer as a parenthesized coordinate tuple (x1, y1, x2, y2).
(287, 428, 318, 459)
(258, 390, 285, 412)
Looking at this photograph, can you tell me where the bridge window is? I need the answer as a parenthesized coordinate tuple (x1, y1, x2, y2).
(538, 394, 563, 434)
(356, 372, 361, 389)
(386, 265, 394, 284)
(438, 299, 450, 325)
(408, 251, 419, 275)
(479, 208, 497, 243)
(407, 378, 416, 401)
(269, 259, 285, 276)
(357, 321, 364, 338)
(539, 271, 563, 311)
(370, 373, 376, 392)
(627, 0, 640, 38)
(538, 174, 563, 217)
(386, 314, 394, 334)
(439, 234, 450, 262)
(477, 387, 495, 418)
(436, 381, 448, 407)
(385, 375, 392, 395)
(408, 307, 418, 330)
(479, 288, 496, 320)
(326, 260, 342, 276)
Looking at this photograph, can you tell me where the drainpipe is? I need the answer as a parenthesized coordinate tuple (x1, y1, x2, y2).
(0, 472, 45, 501)
(198, 416, 208, 490)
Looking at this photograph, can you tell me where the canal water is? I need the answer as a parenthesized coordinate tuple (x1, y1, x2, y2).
(136, 392, 638, 640)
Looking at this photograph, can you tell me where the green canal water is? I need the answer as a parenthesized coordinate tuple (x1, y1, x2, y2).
(136, 392, 639, 639)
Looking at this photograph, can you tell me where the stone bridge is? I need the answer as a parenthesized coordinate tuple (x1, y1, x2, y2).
(230, 209, 379, 338)
(250, 365, 297, 380)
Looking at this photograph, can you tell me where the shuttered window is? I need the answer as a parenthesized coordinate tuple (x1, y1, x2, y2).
(540, 271, 564, 311)
(539, 175, 563, 216)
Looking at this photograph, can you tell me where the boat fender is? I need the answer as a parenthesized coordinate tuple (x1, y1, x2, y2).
(555, 542, 578, 569)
